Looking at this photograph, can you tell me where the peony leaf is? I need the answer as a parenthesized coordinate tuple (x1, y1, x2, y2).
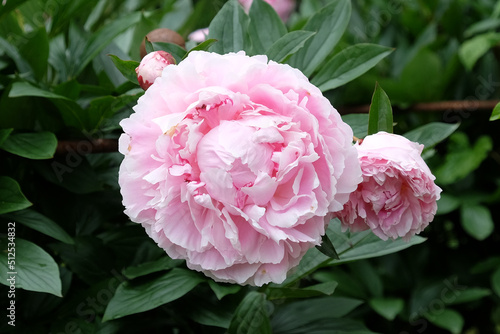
(312, 43, 394, 91)
(434, 133, 492, 185)
(144, 36, 154, 54)
(266, 31, 316, 63)
(248, 0, 287, 55)
(208, 0, 251, 54)
(76, 12, 142, 77)
(228, 292, 271, 334)
(287, 0, 351, 77)
(448, 287, 491, 305)
(271, 297, 365, 333)
(151, 42, 187, 64)
(369, 298, 404, 321)
(208, 280, 241, 300)
(0, 0, 29, 18)
(367, 82, 393, 135)
(266, 281, 338, 300)
(0, 176, 32, 215)
(4, 209, 74, 244)
(464, 18, 500, 38)
(403, 122, 460, 149)
(108, 54, 140, 84)
(0, 131, 57, 160)
(459, 32, 500, 71)
(436, 194, 461, 215)
(102, 268, 204, 321)
(185, 38, 218, 58)
(122, 256, 184, 279)
(490, 102, 500, 121)
(9, 81, 70, 100)
(492, 268, 500, 297)
(316, 233, 340, 260)
(19, 28, 49, 81)
(424, 309, 464, 334)
(460, 204, 494, 240)
(0, 128, 13, 146)
(342, 114, 368, 139)
(0, 237, 62, 297)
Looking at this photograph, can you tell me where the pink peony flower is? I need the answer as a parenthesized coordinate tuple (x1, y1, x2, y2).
(136, 51, 176, 90)
(239, 0, 295, 22)
(188, 28, 209, 43)
(119, 51, 361, 286)
(334, 132, 442, 241)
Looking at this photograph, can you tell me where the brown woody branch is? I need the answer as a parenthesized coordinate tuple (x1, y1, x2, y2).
(54, 100, 499, 155)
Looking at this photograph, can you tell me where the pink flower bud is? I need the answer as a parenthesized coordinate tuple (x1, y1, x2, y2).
(136, 51, 176, 90)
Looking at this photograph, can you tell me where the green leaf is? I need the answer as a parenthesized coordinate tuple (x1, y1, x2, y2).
(0, 237, 62, 297)
(490, 102, 500, 121)
(312, 44, 393, 91)
(459, 32, 500, 71)
(208, 280, 241, 300)
(266, 31, 316, 63)
(208, 0, 251, 55)
(436, 194, 461, 215)
(315, 233, 339, 259)
(103, 268, 204, 321)
(448, 287, 491, 305)
(228, 291, 271, 334)
(185, 38, 218, 58)
(87, 93, 142, 130)
(492, 267, 500, 297)
(435, 133, 493, 185)
(121, 256, 184, 279)
(248, 0, 287, 55)
(266, 281, 337, 300)
(144, 36, 155, 54)
(19, 28, 49, 81)
(424, 309, 464, 334)
(1, 131, 57, 160)
(464, 18, 500, 38)
(3, 209, 74, 244)
(342, 114, 368, 139)
(280, 222, 426, 286)
(404, 122, 460, 149)
(77, 12, 142, 77)
(367, 83, 393, 135)
(0, 128, 13, 146)
(0, 36, 31, 74)
(9, 81, 70, 100)
(151, 42, 187, 64)
(369, 298, 404, 321)
(287, 0, 351, 76)
(271, 296, 364, 333)
(108, 55, 140, 85)
(0, 0, 29, 18)
(329, 221, 427, 265)
(460, 204, 494, 240)
(0, 176, 32, 215)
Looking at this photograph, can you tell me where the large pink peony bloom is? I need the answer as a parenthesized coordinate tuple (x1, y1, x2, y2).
(119, 51, 361, 286)
(239, 0, 295, 21)
(335, 132, 441, 241)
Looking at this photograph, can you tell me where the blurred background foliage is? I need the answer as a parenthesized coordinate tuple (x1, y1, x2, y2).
(0, 0, 499, 333)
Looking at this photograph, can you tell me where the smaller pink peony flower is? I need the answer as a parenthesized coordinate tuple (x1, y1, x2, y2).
(188, 28, 209, 43)
(136, 51, 176, 90)
(334, 132, 442, 241)
(239, 0, 295, 22)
